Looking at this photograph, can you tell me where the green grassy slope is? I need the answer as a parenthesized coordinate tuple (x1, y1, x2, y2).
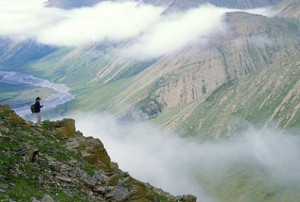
(195, 159, 300, 202)
(177, 56, 300, 139)
(0, 105, 184, 202)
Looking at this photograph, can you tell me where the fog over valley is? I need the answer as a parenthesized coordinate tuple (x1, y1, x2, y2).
(73, 112, 300, 200)
(1, 0, 300, 201)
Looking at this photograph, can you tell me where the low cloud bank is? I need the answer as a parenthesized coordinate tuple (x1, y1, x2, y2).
(0, 0, 274, 58)
(72, 112, 300, 200)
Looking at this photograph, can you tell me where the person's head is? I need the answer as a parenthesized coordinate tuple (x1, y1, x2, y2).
(35, 97, 41, 102)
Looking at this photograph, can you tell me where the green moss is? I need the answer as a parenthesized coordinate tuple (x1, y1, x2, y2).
(82, 161, 95, 176)
(8, 178, 44, 201)
(147, 187, 177, 202)
(50, 190, 89, 202)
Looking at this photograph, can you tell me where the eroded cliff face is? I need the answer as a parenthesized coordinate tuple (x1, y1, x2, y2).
(275, 0, 300, 21)
(0, 105, 196, 202)
(176, 56, 300, 138)
(120, 11, 300, 117)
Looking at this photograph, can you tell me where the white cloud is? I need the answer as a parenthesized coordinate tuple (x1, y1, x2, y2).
(37, 1, 164, 46)
(70, 112, 300, 200)
(0, 0, 163, 45)
(0, 0, 275, 58)
(124, 5, 235, 58)
(245, 7, 277, 17)
(0, 0, 62, 39)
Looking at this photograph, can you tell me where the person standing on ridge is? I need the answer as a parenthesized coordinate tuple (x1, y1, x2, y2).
(35, 97, 44, 125)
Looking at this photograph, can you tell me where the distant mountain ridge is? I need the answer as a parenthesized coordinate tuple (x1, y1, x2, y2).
(1, 0, 300, 139)
(45, 0, 283, 9)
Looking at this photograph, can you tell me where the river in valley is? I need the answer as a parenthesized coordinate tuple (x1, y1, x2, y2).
(0, 71, 74, 117)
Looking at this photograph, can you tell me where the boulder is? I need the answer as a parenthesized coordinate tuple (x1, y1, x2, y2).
(0, 126, 9, 133)
(93, 186, 106, 194)
(79, 138, 111, 169)
(31, 197, 40, 202)
(54, 119, 76, 137)
(108, 173, 120, 186)
(177, 195, 197, 202)
(15, 148, 39, 162)
(56, 175, 72, 183)
(113, 185, 130, 201)
(0, 104, 10, 112)
(41, 194, 54, 202)
(25, 149, 39, 162)
(126, 177, 153, 201)
(79, 170, 96, 187)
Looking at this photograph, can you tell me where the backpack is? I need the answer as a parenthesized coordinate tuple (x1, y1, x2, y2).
(30, 104, 36, 113)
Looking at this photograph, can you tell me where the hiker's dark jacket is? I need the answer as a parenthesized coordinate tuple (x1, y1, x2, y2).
(35, 102, 42, 113)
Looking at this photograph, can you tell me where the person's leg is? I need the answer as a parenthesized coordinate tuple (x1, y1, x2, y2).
(36, 112, 41, 125)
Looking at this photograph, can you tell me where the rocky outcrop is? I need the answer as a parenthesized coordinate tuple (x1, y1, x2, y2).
(53, 119, 76, 137)
(0, 104, 196, 201)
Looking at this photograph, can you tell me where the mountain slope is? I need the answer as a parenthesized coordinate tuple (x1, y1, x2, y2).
(60, 11, 300, 116)
(1, 0, 300, 139)
(45, 0, 283, 9)
(275, 0, 300, 21)
(113, 11, 300, 115)
(45, 0, 104, 9)
(174, 56, 300, 138)
(0, 38, 57, 69)
(59, 8, 300, 138)
(155, 0, 283, 11)
(0, 104, 196, 201)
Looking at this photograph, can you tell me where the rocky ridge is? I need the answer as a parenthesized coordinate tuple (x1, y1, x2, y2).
(0, 104, 196, 202)
(45, 0, 283, 10)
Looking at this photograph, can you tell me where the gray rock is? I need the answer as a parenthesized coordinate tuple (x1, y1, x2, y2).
(94, 173, 104, 181)
(31, 197, 41, 202)
(78, 169, 86, 177)
(108, 173, 119, 186)
(104, 186, 114, 196)
(41, 194, 54, 202)
(25, 149, 39, 162)
(113, 185, 130, 201)
(56, 176, 72, 183)
(0, 189, 6, 193)
(67, 171, 76, 178)
(177, 195, 197, 202)
(119, 171, 129, 178)
(93, 186, 105, 194)
(0, 126, 9, 133)
(80, 172, 96, 187)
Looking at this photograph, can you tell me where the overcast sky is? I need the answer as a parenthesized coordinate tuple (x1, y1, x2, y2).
(0, 0, 275, 58)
